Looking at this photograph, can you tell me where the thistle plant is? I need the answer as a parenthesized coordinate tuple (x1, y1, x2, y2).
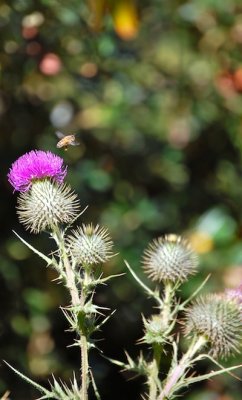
(7, 150, 116, 400)
(113, 234, 242, 400)
(6, 150, 242, 400)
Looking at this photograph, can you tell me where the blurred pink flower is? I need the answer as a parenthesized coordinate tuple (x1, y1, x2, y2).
(8, 150, 67, 192)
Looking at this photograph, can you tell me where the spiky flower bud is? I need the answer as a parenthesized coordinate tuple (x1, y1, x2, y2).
(142, 234, 198, 283)
(142, 314, 167, 344)
(184, 293, 242, 358)
(67, 224, 113, 267)
(17, 180, 80, 233)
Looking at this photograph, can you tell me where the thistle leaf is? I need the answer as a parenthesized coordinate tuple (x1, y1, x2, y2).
(178, 274, 211, 311)
(4, 361, 54, 398)
(182, 363, 242, 387)
(13, 230, 56, 267)
(124, 260, 163, 307)
(90, 370, 101, 400)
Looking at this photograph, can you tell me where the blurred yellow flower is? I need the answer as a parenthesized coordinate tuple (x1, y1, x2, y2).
(188, 231, 214, 254)
(111, 0, 139, 40)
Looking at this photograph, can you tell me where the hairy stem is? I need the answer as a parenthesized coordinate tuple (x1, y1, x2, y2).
(161, 282, 173, 329)
(52, 227, 80, 305)
(52, 227, 89, 399)
(80, 268, 92, 400)
(148, 360, 158, 400)
(148, 343, 162, 400)
(157, 336, 207, 400)
(147, 283, 173, 399)
(81, 334, 89, 400)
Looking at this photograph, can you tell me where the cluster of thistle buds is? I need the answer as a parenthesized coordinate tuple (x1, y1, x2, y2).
(6, 150, 242, 400)
(115, 236, 242, 399)
(7, 150, 115, 400)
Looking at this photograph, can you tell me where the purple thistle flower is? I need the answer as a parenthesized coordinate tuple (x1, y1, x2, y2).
(226, 283, 242, 305)
(8, 150, 67, 192)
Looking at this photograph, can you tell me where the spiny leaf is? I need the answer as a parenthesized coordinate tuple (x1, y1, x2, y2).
(13, 230, 56, 268)
(178, 274, 211, 311)
(4, 361, 54, 398)
(90, 272, 125, 287)
(124, 260, 163, 307)
(90, 370, 101, 400)
(178, 363, 242, 389)
(95, 310, 116, 331)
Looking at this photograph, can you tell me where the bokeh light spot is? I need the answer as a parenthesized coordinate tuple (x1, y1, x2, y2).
(39, 53, 62, 76)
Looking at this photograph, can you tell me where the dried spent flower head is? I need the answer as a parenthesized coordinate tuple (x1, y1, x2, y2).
(142, 234, 198, 283)
(8, 150, 67, 192)
(67, 224, 114, 266)
(17, 179, 80, 233)
(184, 293, 242, 358)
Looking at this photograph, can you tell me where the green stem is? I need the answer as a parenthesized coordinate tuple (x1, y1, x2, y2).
(52, 227, 80, 305)
(81, 334, 89, 400)
(148, 360, 158, 400)
(157, 336, 207, 400)
(148, 344, 162, 400)
(147, 283, 174, 399)
(80, 268, 91, 400)
(52, 227, 89, 400)
(161, 282, 173, 328)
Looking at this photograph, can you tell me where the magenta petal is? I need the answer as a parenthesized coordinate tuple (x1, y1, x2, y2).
(8, 150, 67, 192)
(226, 282, 242, 305)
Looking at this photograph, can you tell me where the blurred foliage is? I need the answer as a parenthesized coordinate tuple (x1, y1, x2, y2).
(1, 0, 242, 399)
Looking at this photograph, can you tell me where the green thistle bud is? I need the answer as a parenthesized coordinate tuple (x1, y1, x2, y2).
(184, 294, 242, 358)
(142, 314, 167, 345)
(142, 234, 198, 283)
(17, 180, 80, 233)
(67, 224, 113, 266)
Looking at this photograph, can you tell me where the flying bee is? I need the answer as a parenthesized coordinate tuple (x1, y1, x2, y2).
(55, 131, 80, 150)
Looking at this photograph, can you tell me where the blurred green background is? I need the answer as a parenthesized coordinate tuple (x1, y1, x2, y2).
(1, 0, 242, 399)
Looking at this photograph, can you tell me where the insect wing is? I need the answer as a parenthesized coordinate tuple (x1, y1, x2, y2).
(55, 131, 65, 139)
(70, 138, 81, 146)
